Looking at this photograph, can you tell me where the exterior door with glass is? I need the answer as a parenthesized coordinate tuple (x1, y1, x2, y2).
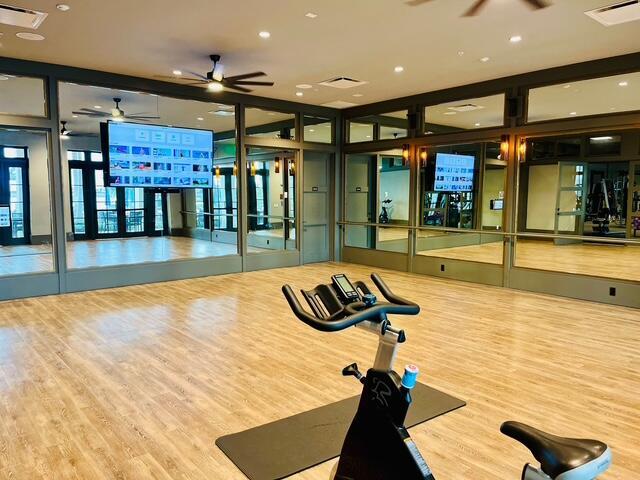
(629, 161, 640, 238)
(554, 162, 588, 239)
(0, 150, 30, 246)
(303, 152, 330, 263)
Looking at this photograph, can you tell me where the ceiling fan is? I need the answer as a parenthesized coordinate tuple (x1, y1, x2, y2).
(406, 0, 550, 16)
(72, 97, 161, 122)
(157, 54, 274, 93)
(59, 121, 78, 138)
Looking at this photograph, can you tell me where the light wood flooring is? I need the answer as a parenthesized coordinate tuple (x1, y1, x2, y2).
(0, 263, 638, 479)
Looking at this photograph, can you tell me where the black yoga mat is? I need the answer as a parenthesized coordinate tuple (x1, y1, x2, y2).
(216, 383, 465, 480)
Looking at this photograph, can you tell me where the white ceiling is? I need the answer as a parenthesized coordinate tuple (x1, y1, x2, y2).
(1, 0, 639, 107)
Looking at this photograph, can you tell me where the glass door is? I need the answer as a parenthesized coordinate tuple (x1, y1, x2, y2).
(94, 169, 119, 236)
(124, 188, 145, 234)
(554, 162, 587, 236)
(630, 161, 640, 238)
(0, 149, 30, 246)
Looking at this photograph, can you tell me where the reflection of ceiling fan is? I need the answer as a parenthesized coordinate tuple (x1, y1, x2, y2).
(59, 121, 78, 138)
(406, 0, 550, 16)
(72, 97, 161, 122)
(157, 54, 274, 93)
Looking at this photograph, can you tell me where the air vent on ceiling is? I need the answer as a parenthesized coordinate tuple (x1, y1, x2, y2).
(321, 100, 359, 109)
(447, 103, 485, 113)
(318, 77, 368, 89)
(585, 1, 640, 26)
(0, 3, 48, 29)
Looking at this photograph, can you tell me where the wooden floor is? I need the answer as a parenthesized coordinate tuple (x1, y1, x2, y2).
(0, 263, 638, 479)
(417, 239, 640, 282)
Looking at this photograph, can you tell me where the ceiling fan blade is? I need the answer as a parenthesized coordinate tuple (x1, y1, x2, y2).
(463, 0, 488, 16)
(77, 108, 109, 116)
(223, 72, 267, 82)
(229, 80, 275, 87)
(185, 70, 210, 81)
(72, 111, 108, 117)
(224, 84, 252, 93)
(523, 0, 549, 9)
(127, 115, 161, 120)
(155, 75, 207, 83)
(405, 0, 432, 5)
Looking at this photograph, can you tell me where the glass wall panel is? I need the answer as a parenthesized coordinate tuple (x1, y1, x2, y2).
(416, 141, 505, 264)
(58, 82, 238, 269)
(527, 72, 640, 122)
(246, 147, 297, 252)
(0, 74, 46, 117)
(424, 94, 505, 134)
(348, 111, 408, 143)
(303, 115, 333, 143)
(0, 129, 54, 276)
(245, 108, 296, 140)
(515, 131, 640, 281)
(345, 149, 410, 253)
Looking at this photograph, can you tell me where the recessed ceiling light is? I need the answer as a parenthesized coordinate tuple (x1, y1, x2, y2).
(569, 111, 577, 116)
(474, 123, 481, 127)
(425, 131, 434, 135)
(296, 84, 312, 89)
(480, 57, 490, 62)
(394, 66, 404, 73)
(197, 117, 204, 121)
(259, 31, 271, 39)
(295, 91, 303, 97)
(365, 135, 372, 138)
(618, 81, 629, 87)
(353, 93, 363, 97)
(443, 111, 457, 115)
(267, 112, 276, 116)
(509, 35, 522, 43)
(72, 114, 78, 118)
(16, 32, 45, 41)
(56, 4, 71, 11)
(309, 129, 315, 132)
(457, 51, 465, 56)
(305, 12, 318, 18)
(173, 70, 182, 76)
(563, 84, 571, 89)
(94, 105, 102, 109)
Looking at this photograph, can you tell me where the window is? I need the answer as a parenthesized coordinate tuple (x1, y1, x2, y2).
(424, 94, 505, 134)
(0, 74, 46, 117)
(348, 111, 408, 143)
(70, 168, 86, 235)
(195, 188, 205, 229)
(303, 115, 333, 143)
(154, 193, 164, 231)
(212, 175, 227, 229)
(527, 72, 640, 122)
(246, 108, 296, 140)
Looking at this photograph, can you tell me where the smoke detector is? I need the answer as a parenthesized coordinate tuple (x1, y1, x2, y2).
(319, 77, 368, 89)
(0, 3, 48, 29)
(585, 1, 640, 26)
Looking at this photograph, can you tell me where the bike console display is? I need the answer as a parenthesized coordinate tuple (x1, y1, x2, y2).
(332, 274, 360, 303)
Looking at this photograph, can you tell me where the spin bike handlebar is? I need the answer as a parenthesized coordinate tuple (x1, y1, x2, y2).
(282, 273, 420, 332)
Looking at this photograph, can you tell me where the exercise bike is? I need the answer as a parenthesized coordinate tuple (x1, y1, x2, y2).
(282, 273, 612, 480)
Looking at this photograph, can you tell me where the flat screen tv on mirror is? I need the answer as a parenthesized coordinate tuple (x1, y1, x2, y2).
(101, 122, 214, 189)
(433, 153, 475, 192)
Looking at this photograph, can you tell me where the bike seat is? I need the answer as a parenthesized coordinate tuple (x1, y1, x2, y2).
(501, 421, 610, 479)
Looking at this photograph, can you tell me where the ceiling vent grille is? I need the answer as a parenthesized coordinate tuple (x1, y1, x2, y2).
(321, 100, 359, 109)
(318, 77, 368, 89)
(0, 3, 48, 29)
(585, 1, 640, 26)
(447, 104, 485, 113)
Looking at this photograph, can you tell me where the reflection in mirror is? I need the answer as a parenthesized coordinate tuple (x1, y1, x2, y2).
(246, 147, 297, 252)
(416, 141, 504, 264)
(345, 149, 410, 252)
(246, 108, 296, 140)
(528, 72, 640, 122)
(0, 129, 54, 276)
(0, 74, 46, 117)
(348, 111, 408, 143)
(515, 132, 639, 281)
(58, 82, 238, 269)
(303, 115, 333, 143)
(424, 94, 504, 134)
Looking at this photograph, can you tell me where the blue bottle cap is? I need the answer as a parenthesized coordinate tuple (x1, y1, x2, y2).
(401, 364, 419, 389)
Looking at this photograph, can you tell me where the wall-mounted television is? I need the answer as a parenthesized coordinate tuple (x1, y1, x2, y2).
(433, 153, 475, 192)
(101, 122, 214, 189)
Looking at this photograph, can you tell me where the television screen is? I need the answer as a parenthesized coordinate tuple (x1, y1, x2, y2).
(104, 122, 214, 188)
(433, 153, 475, 192)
